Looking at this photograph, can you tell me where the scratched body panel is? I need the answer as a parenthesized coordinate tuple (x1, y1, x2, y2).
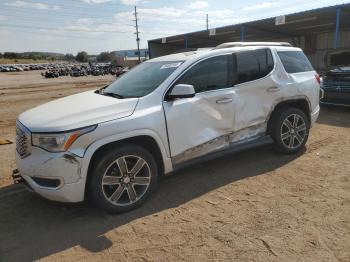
(167, 49, 318, 165)
(164, 88, 235, 158)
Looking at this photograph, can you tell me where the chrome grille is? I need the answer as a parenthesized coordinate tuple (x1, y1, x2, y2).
(16, 121, 31, 158)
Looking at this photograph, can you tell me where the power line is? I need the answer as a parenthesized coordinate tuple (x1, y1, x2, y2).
(0, 7, 129, 23)
(0, 12, 135, 28)
(134, 6, 141, 63)
(1, 3, 125, 14)
(0, 26, 112, 40)
(0, 23, 128, 33)
(0, 6, 125, 20)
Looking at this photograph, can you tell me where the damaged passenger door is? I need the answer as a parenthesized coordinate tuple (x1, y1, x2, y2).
(231, 49, 277, 134)
(163, 54, 235, 164)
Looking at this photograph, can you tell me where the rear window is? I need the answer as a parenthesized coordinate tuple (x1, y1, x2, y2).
(278, 51, 314, 73)
(234, 49, 274, 85)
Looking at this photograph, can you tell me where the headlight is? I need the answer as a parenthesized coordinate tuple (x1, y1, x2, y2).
(32, 125, 97, 152)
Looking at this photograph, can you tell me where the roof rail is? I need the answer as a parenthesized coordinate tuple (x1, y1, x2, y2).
(214, 42, 292, 49)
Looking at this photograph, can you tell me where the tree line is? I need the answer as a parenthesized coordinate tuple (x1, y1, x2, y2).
(76, 51, 119, 63)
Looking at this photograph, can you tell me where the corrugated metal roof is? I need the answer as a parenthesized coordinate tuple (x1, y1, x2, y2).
(149, 3, 350, 46)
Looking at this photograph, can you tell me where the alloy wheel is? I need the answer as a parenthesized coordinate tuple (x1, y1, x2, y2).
(101, 155, 151, 206)
(280, 113, 307, 149)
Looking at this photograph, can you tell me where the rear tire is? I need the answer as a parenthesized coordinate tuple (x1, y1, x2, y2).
(88, 144, 158, 214)
(271, 107, 310, 154)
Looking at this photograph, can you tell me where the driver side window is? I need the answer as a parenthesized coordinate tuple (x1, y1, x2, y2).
(176, 55, 231, 93)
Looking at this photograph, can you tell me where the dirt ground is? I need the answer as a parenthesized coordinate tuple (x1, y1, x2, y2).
(0, 71, 349, 262)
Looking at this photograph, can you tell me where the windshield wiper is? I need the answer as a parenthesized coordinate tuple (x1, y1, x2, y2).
(103, 92, 124, 99)
(95, 85, 109, 95)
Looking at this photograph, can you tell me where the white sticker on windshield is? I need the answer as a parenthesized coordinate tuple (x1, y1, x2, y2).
(160, 62, 182, 69)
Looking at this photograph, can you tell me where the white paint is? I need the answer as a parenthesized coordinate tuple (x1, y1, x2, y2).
(18, 90, 139, 132)
(164, 88, 235, 157)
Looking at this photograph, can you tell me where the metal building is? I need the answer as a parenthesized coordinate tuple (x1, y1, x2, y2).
(148, 3, 350, 71)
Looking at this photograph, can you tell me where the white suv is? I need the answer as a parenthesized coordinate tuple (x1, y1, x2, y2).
(15, 42, 321, 213)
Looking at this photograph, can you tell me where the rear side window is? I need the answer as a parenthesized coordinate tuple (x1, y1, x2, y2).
(256, 49, 274, 77)
(177, 55, 230, 93)
(234, 49, 274, 85)
(278, 51, 314, 73)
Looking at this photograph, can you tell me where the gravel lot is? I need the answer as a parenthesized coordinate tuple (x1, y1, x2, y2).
(0, 71, 349, 261)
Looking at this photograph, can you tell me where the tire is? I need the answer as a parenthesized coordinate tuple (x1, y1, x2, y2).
(88, 144, 158, 214)
(271, 107, 310, 154)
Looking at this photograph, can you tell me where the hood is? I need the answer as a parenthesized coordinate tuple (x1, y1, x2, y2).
(19, 90, 139, 132)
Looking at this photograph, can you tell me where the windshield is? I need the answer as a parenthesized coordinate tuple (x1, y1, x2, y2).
(104, 61, 183, 98)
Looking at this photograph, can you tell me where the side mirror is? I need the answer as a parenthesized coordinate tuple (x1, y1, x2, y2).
(167, 84, 195, 100)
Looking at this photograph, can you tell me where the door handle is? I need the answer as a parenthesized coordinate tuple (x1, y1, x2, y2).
(216, 98, 233, 104)
(266, 86, 281, 92)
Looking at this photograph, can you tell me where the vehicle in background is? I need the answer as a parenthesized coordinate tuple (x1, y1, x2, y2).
(43, 70, 59, 78)
(320, 67, 350, 107)
(14, 42, 320, 214)
(0, 62, 129, 77)
(116, 67, 129, 77)
(70, 68, 87, 77)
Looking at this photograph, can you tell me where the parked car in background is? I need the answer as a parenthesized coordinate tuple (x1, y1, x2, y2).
(14, 42, 320, 214)
(43, 70, 59, 78)
(116, 67, 129, 77)
(320, 67, 350, 107)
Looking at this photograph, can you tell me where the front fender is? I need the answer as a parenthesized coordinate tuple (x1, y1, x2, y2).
(78, 129, 173, 181)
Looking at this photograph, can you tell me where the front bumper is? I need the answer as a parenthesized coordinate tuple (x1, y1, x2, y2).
(15, 147, 86, 203)
(320, 87, 350, 107)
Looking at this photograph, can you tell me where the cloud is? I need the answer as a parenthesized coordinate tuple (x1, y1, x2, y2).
(82, 0, 113, 4)
(4, 1, 62, 10)
(187, 1, 208, 9)
(114, 5, 241, 28)
(65, 19, 133, 35)
(114, 6, 244, 41)
(242, 2, 275, 11)
(121, 0, 140, 5)
(4, 1, 49, 9)
(77, 18, 94, 25)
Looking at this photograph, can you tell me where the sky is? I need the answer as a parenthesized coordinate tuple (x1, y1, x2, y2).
(0, 0, 348, 54)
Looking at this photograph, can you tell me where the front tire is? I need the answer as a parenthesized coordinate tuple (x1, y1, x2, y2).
(88, 145, 158, 214)
(271, 107, 310, 154)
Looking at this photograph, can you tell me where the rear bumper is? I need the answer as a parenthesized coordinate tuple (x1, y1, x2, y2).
(310, 105, 320, 126)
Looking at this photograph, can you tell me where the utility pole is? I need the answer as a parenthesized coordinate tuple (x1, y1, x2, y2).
(206, 14, 209, 31)
(134, 6, 141, 63)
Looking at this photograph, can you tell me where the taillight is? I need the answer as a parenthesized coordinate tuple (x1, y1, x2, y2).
(315, 73, 321, 85)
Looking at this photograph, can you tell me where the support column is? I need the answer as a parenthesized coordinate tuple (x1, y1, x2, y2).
(333, 7, 341, 49)
(240, 26, 245, 42)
